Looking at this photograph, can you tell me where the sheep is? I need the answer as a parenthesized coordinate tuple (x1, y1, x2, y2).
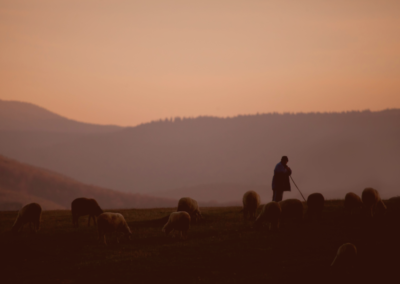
(387, 196, 400, 214)
(242, 191, 261, 220)
(11, 203, 42, 235)
(331, 243, 357, 268)
(362, 188, 387, 218)
(389, 196, 400, 203)
(177, 197, 202, 222)
(278, 199, 303, 223)
(306, 193, 325, 219)
(97, 212, 132, 245)
(254, 202, 282, 231)
(71, 197, 103, 227)
(344, 192, 363, 215)
(162, 211, 191, 239)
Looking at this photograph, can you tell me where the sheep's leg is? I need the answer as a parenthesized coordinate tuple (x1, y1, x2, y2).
(36, 219, 40, 232)
(98, 230, 107, 245)
(87, 215, 91, 227)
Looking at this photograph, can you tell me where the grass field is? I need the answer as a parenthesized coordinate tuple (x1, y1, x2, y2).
(1, 200, 399, 284)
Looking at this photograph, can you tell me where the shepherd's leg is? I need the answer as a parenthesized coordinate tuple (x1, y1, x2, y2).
(275, 191, 283, 202)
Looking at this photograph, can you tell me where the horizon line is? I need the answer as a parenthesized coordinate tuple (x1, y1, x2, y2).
(2, 98, 399, 129)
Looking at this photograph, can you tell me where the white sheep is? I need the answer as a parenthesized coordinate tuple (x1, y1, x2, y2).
(12, 203, 42, 235)
(242, 191, 261, 220)
(344, 192, 363, 215)
(331, 243, 357, 268)
(162, 211, 191, 239)
(362, 188, 387, 218)
(279, 199, 303, 222)
(97, 212, 132, 245)
(254, 202, 282, 231)
(177, 197, 202, 221)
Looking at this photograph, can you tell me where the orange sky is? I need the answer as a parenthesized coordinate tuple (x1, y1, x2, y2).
(1, 0, 400, 126)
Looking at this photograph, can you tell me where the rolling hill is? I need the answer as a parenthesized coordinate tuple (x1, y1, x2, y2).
(0, 155, 177, 210)
(0, 99, 121, 133)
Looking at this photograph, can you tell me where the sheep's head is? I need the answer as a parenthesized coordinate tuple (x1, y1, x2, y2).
(124, 224, 132, 236)
(95, 207, 104, 216)
(163, 226, 172, 236)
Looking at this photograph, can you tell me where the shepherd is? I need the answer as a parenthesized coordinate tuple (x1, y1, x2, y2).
(272, 156, 292, 202)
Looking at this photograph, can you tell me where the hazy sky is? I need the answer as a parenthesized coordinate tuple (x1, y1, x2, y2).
(1, 0, 400, 126)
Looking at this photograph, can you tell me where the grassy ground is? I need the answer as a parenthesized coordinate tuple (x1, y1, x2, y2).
(1, 200, 399, 284)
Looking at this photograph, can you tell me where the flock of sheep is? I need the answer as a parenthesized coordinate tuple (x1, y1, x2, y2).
(10, 187, 396, 271)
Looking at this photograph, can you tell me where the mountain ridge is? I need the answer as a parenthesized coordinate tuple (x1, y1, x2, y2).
(1, 100, 400, 201)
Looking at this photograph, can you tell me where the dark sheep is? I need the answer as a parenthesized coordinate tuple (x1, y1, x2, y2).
(279, 199, 304, 222)
(307, 193, 325, 219)
(254, 202, 282, 231)
(71, 198, 103, 227)
(344, 192, 363, 215)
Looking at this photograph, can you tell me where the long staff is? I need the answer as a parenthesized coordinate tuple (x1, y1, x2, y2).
(290, 176, 306, 202)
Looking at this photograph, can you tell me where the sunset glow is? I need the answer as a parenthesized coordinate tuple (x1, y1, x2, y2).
(1, 0, 400, 126)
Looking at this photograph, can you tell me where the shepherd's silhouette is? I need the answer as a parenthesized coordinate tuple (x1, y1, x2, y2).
(272, 156, 292, 202)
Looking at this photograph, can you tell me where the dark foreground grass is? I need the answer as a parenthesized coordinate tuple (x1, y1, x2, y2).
(1, 201, 400, 284)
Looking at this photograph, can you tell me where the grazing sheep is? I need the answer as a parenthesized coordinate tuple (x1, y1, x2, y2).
(344, 192, 363, 215)
(279, 199, 303, 222)
(97, 212, 132, 245)
(242, 191, 261, 220)
(254, 202, 282, 231)
(71, 198, 103, 227)
(177, 197, 202, 221)
(11, 203, 42, 235)
(306, 193, 325, 219)
(362, 188, 387, 218)
(389, 196, 400, 203)
(331, 243, 357, 268)
(386, 196, 400, 218)
(162, 211, 191, 239)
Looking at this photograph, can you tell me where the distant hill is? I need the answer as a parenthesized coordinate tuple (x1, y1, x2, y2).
(1, 100, 400, 201)
(0, 155, 177, 210)
(0, 99, 121, 133)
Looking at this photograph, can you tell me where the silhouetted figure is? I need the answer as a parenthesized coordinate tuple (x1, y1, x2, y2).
(272, 156, 292, 202)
